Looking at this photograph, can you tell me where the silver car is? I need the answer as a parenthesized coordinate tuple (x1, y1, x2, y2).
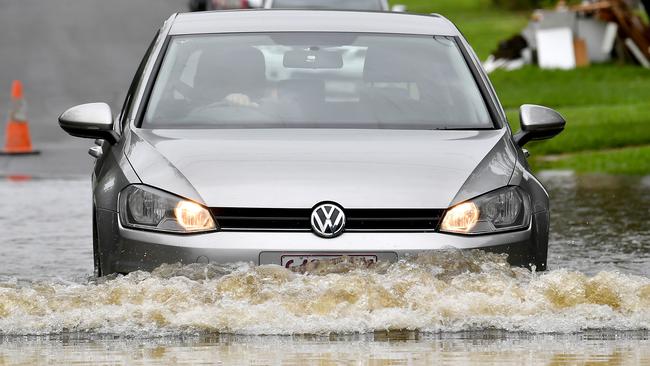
(59, 10, 565, 276)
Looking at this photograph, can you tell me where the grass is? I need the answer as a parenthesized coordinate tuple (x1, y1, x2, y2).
(491, 65, 650, 108)
(392, 0, 650, 175)
(397, 0, 528, 58)
(531, 145, 650, 175)
(506, 103, 650, 155)
(494, 62, 650, 174)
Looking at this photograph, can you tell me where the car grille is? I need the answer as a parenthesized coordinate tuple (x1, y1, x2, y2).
(210, 207, 445, 232)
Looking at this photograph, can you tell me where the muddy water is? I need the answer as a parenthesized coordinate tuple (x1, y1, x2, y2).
(541, 172, 650, 276)
(1, 251, 650, 335)
(0, 172, 649, 364)
(1, 333, 648, 365)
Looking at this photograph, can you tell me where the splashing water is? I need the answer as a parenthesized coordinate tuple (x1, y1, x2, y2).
(0, 250, 648, 336)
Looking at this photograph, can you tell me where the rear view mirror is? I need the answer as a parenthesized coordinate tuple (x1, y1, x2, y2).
(283, 49, 343, 69)
(514, 104, 565, 147)
(59, 102, 118, 144)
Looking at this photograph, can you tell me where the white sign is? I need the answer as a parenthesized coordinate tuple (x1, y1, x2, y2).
(536, 27, 576, 70)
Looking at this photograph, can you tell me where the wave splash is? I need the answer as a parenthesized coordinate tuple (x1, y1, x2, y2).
(0, 250, 649, 336)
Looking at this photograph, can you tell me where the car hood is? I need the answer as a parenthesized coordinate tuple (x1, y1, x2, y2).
(125, 128, 517, 208)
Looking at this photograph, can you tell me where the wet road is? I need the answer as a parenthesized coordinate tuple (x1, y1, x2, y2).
(0, 0, 182, 177)
(541, 172, 650, 276)
(0, 179, 91, 282)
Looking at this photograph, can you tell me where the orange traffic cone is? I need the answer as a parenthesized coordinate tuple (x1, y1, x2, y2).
(1, 80, 39, 155)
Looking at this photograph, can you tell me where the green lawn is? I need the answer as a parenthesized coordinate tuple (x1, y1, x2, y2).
(506, 102, 650, 155)
(491, 65, 650, 108)
(531, 145, 650, 175)
(396, 0, 528, 58)
(392, 0, 650, 175)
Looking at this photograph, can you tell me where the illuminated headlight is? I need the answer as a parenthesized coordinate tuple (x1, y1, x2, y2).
(119, 185, 216, 233)
(440, 186, 531, 234)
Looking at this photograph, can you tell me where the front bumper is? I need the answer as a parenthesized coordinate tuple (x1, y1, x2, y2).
(97, 209, 545, 274)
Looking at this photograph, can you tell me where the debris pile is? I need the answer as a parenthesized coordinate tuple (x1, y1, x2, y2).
(485, 0, 650, 72)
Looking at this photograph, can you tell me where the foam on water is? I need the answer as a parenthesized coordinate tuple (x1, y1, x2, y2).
(0, 250, 648, 336)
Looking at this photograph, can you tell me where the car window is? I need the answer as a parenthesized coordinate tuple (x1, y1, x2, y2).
(270, 0, 382, 10)
(143, 33, 493, 130)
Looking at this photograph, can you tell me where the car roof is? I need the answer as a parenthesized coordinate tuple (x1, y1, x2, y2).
(169, 10, 459, 36)
(265, 0, 388, 11)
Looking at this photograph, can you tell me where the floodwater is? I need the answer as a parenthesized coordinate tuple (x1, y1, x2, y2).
(0, 172, 649, 364)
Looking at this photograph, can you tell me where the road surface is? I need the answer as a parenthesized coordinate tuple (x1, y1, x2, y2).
(0, 0, 184, 177)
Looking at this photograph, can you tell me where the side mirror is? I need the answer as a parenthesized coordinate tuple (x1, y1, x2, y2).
(391, 4, 406, 12)
(59, 103, 118, 144)
(513, 104, 565, 147)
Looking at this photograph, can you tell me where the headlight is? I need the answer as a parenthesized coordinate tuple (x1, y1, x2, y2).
(119, 185, 216, 233)
(440, 186, 531, 234)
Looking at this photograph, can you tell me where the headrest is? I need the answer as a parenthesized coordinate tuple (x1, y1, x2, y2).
(195, 46, 267, 98)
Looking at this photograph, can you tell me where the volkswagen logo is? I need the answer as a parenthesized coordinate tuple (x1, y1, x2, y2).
(311, 203, 346, 238)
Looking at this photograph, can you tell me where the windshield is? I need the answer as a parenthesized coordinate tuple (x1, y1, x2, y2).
(143, 33, 493, 130)
(270, 0, 383, 10)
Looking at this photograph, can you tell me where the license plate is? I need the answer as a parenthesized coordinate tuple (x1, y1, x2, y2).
(281, 254, 377, 269)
